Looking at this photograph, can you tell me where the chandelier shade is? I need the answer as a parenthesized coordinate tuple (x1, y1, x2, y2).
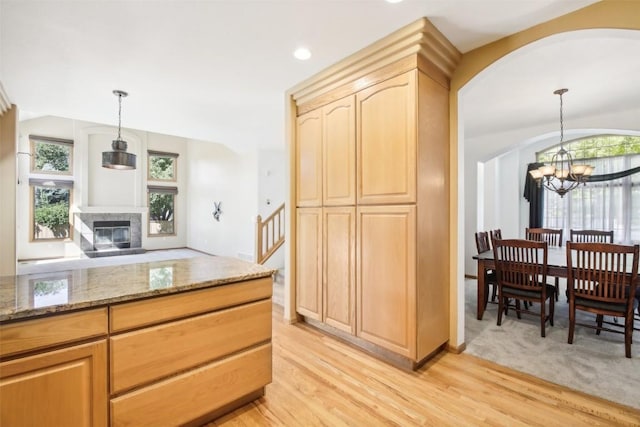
(529, 88, 593, 197)
(102, 90, 136, 170)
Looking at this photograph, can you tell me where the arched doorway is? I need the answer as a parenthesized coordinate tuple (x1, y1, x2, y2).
(449, 1, 640, 348)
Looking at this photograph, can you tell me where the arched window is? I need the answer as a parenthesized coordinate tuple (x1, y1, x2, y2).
(537, 135, 640, 244)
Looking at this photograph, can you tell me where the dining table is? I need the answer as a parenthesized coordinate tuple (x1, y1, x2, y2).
(473, 246, 570, 321)
(473, 245, 640, 321)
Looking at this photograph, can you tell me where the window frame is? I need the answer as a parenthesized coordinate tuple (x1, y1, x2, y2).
(147, 150, 178, 182)
(30, 135, 74, 175)
(147, 185, 178, 237)
(30, 178, 74, 242)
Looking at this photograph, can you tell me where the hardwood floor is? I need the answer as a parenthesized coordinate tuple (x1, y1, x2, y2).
(208, 306, 640, 426)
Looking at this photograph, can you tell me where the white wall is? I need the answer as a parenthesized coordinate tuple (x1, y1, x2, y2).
(186, 140, 258, 259)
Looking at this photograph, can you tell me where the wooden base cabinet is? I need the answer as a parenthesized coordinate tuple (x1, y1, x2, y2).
(0, 308, 109, 427)
(296, 207, 356, 335)
(357, 205, 416, 358)
(109, 278, 273, 426)
(0, 276, 273, 426)
(0, 340, 108, 427)
(111, 343, 272, 427)
(323, 207, 356, 334)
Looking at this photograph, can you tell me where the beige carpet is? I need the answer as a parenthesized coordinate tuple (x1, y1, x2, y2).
(464, 279, 640, 410)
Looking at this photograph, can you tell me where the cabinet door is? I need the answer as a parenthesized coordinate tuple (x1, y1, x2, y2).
(323, 207, 356, 334)
(323, 95, 355, 206)
(296, 207, 323, 319)
(356, 205, 416, 358)
(357, 71, 417, 205)
(296, 109, 323, 206)
(0, 340, 108, 427)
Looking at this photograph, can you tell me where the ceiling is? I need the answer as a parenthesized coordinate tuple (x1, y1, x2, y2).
(3, 0, 637, 156)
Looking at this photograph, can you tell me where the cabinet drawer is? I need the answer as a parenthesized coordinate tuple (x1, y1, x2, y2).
(110, 277, 272, 332)
(0, 308, 108, 358)
(111, 343, 272, 427)
(110, 299, 271, 394)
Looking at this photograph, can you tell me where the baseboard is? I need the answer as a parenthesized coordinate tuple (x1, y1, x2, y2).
(447, 342, 466, 354)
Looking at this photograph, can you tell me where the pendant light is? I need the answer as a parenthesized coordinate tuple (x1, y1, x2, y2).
(529, 88, 593, 197)
(102, 90, 136, 170)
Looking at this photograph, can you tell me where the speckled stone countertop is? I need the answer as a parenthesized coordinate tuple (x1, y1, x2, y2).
(0, 256, 276, 322)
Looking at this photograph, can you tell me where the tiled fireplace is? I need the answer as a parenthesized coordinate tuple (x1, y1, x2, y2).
(76, 213, 144, 258)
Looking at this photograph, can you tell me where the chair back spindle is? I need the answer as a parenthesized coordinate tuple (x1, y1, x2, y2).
(526, 228, 563, 247)
(569, 229, 614, 243)
(566, 241, 639, 357)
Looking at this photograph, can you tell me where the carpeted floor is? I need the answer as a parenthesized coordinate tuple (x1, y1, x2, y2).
(464, 278, 640, 410)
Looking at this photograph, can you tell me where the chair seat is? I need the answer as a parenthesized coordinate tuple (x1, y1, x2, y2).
(502, 283, 555, 300)
(574, 297, 627, 313)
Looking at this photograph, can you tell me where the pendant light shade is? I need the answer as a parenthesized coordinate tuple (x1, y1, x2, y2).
(102, 90, 136, 170)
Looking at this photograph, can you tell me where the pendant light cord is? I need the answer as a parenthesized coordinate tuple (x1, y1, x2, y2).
(117, 92, 123, 140)
(559, 90, 564, 145)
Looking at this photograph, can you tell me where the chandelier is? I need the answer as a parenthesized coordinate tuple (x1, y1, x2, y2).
(102, 90, 136, 170)
(529, 88, 593, 197)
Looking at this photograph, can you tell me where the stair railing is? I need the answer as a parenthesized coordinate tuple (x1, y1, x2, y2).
(255, 203, 285, 264)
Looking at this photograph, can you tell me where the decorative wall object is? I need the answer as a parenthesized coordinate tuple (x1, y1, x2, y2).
(212, 202, 222, 221)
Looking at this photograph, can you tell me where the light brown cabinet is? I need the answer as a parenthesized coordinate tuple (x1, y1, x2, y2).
(109, 277, 272, 426)
(0, 341, 108, 427)
(0, 276, 273, 426)
(323, 96, 356, 206)
(296, 206, 356, 334)
(293, 40, 454, 369)
(357, 72, 416, 205)
(296, 95, 356, 208)
(0, 310, 109, 427)
(357, 205, 416, 357)
(296, 109, 323, 207)
(323, 206, 356, 334)
(296, 207, 323, 320)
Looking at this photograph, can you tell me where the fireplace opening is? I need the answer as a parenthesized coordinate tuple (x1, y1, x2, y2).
(94, 221, 131, 250)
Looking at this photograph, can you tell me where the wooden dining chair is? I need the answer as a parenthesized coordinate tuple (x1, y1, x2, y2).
(566, 242, 639, 358)
(492, 239, 555, 337)
(475, 231, 498, 308)
(525, 227, 563, 300)
(569, 229, 614, 243)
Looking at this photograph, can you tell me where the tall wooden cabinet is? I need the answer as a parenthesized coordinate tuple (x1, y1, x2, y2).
(291, 18, 460, 370)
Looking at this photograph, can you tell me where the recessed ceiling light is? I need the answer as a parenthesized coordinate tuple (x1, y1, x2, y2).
(293, 47, 311, 61)
(386, 0, 403, 3)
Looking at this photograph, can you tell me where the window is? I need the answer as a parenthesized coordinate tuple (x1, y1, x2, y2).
(31, 179, 73, 240)
(539, 135, 640, 244)
(29, 135, 74, 242)
(148, 186, 177, 236)
(30, 135, 73, 174)
(148, 151, 178, 181)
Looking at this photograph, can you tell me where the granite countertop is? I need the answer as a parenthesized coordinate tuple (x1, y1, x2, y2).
(0, 256, 276, 322)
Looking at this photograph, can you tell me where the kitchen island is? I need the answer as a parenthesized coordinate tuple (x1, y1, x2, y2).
(0, 255, 275, 426)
